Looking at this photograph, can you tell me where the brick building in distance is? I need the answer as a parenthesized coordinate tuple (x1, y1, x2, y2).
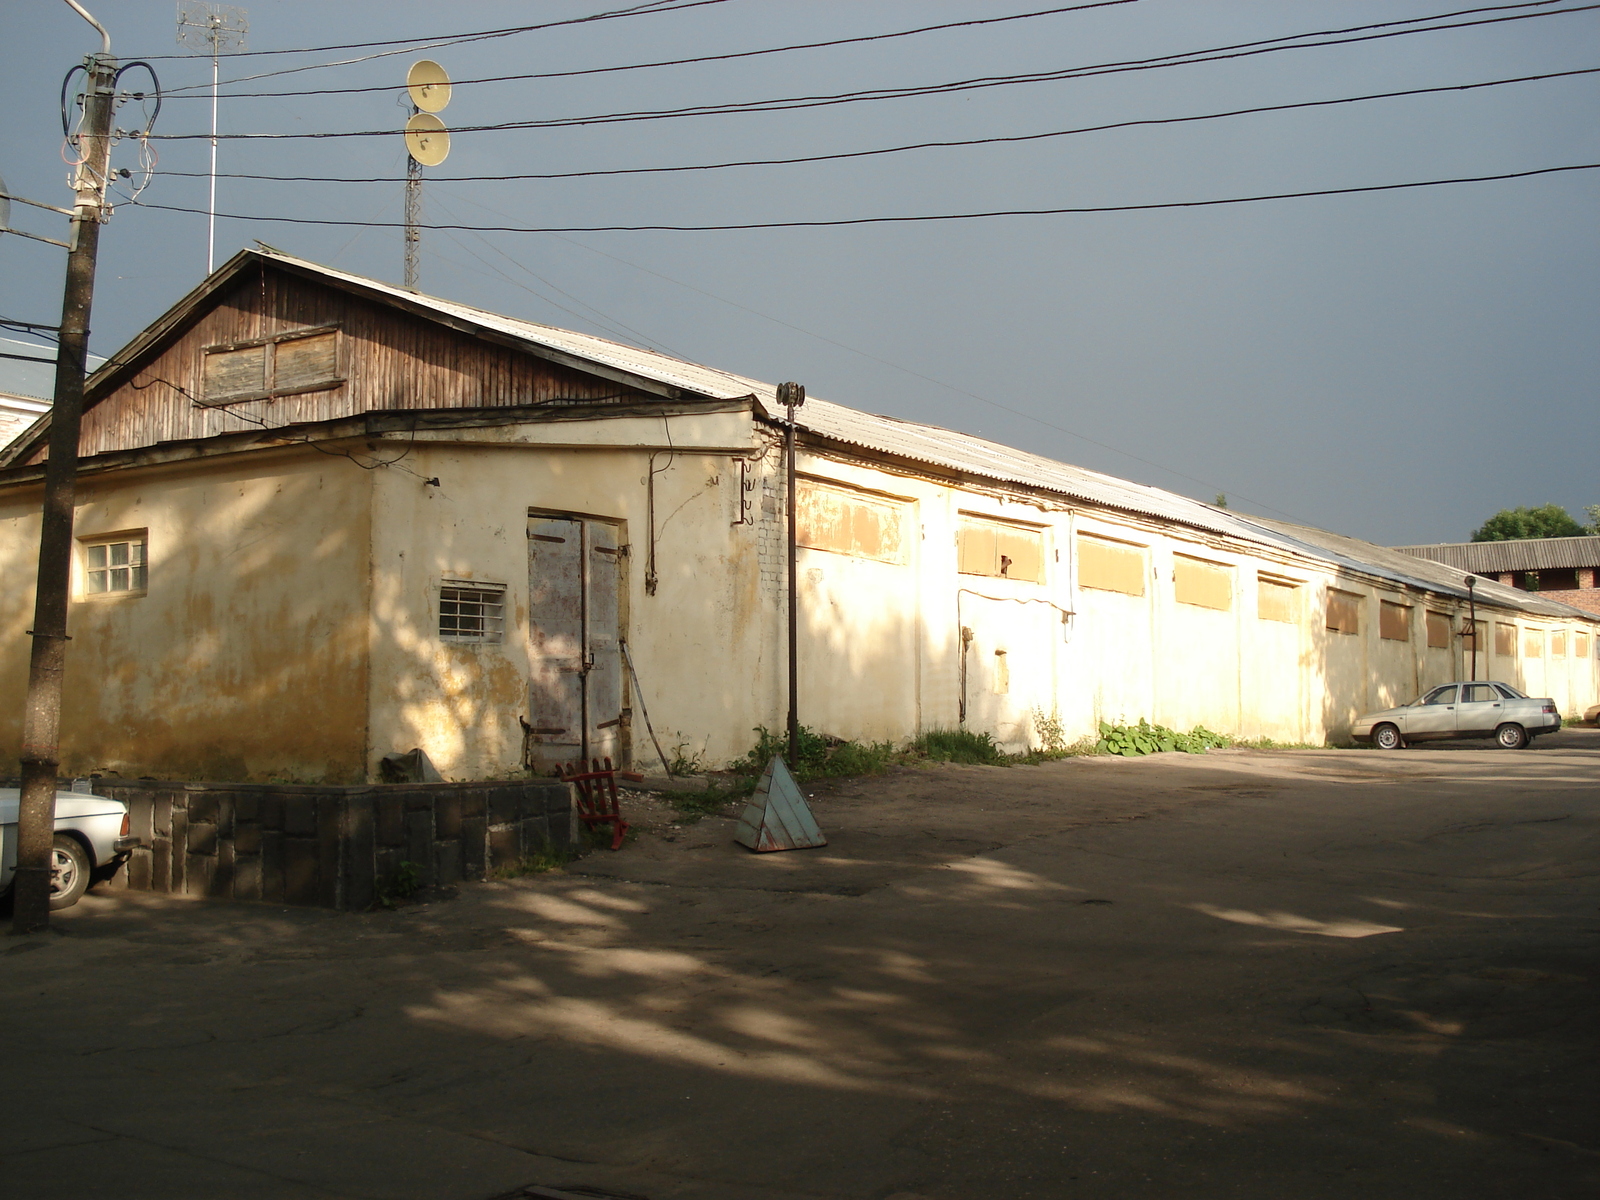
(1394, 536, 1600, 616)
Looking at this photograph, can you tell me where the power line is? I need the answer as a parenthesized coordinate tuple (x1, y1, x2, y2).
(147, 2, 1598, 140)
(442, 193, 1309, 519)
(144, 0, 734, 97)
(161, 2, 1139, 100)
(142, 0, 722, 65)
(152, 66, 1600, 185)
(130, 162, 1600, 232)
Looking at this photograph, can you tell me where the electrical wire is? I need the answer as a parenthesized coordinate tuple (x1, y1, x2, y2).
(145, 0, 697, 60)
(164, 2, 1140, 100)
(147, 2, 1599, 141)
(152, 66, 1600, 185)
(147, 0, 733, 93)
(131, 161, 1600, 233)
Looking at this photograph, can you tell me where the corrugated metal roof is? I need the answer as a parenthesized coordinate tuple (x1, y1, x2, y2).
(1394, 537, 1600, 574)
(1244, 519, 1595, 620)
(24, 250, 1595, 626)
(242, 255, 1600, 623)
(263, 250, 774, 404)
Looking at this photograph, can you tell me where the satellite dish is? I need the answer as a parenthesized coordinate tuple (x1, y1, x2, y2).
(404, 112, 450, 166)
(407, 60, 452, 113)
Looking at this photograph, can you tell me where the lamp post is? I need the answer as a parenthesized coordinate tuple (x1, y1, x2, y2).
(1465, 575, 1478, 682)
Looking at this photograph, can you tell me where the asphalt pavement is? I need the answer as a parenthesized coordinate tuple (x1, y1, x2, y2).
(3, 732, 1596, 1199)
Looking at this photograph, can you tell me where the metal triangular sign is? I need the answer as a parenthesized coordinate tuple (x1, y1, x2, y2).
(734, 755, 827, 852)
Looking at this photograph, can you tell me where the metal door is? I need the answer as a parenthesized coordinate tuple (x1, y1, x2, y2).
(585, 522, 624, 763)
(526, 515, 625, 769)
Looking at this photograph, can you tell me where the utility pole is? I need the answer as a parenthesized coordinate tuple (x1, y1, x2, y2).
(778, 381, 805, 768)
(12, 2, 118, 934)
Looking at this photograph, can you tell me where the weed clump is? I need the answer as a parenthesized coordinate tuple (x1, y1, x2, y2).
(733, 725, 897, 782)
(908, 727, 1007, 765)
(1094, 719, 1229, 756)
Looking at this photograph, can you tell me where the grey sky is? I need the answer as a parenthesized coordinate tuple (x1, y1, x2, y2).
(4, 0, 1596, 543)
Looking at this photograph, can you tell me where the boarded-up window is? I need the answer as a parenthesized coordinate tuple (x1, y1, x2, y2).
(203, 344, 267, 401)
(1379, 601, 1411, 642)
(1174, 555, 1232, 611)
(1577, 631, 1591, 658)
(1257, 576, 1299, 623)
(797, 480, 907, 564)
(274, 330, 339, 393)
(957, 514, 1043, 582)
(1551, 630, 1567, 658)
(1495, 622, 1516, 658)
(1077, 535, 1145, 596)
(1524, 629, 1543, 658)
(1326, 589, 1361, 635)
(202, 326, 340, 405)
(1426, 611, 1451, 649)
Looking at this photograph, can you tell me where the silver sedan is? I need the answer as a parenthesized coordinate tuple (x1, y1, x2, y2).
(0, 789, 137, 909)
(1351, 681, 1561, 750)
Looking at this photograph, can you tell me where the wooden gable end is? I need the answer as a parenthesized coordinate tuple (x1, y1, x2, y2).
(27, 264, 646, 465)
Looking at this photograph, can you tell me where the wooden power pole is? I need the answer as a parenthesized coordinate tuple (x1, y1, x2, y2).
(12, 7, 118, 934)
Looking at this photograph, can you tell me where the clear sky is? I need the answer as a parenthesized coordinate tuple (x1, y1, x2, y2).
(4, 0, 1596, 544)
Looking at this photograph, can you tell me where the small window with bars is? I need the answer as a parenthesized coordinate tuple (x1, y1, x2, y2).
(439, 581, 506, 642)
(82, 534, 148, 596)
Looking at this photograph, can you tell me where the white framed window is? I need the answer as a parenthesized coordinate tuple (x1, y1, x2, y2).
(82, 532, 148, 596)
(439, 580, 506, 642)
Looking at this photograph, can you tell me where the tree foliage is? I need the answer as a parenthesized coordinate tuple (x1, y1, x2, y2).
(1471, 504, 1590, 542)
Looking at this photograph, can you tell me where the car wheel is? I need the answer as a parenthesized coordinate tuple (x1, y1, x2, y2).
(1372, 723, 1403, 750)
(1495, 723, 1529, 751)
(49, 835, 91, 910)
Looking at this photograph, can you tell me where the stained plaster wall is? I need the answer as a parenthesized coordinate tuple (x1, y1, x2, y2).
(364, 408, 776, 779)
(784, 456, 1600, 753)
(0, 451, 372, 782)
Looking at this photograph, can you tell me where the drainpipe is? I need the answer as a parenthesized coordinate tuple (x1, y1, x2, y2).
(778, 382, 805, 767)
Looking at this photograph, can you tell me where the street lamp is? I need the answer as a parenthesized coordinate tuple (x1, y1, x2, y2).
(1465, 575, 1478, 682)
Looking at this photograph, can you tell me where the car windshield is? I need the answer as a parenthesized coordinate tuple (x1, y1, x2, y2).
(1495, 683, 1526, 699)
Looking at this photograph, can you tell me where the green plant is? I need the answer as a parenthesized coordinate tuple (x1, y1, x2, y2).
(909, 727, 1007, 765)
(490, 844, 574, 877)
(667, 740, 709, 777)
(374, 859, 423, 908)
(732, 725, 897, 781)
(1031, 706, 1067, 754)
(1094, 719, 1230, 757)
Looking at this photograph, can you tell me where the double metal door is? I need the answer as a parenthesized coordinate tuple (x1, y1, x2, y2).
(526, 515, 623, 768)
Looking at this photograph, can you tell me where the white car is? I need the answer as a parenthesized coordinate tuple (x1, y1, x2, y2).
(1351, 681, 1561, 750)
(0, 789, 137, 909)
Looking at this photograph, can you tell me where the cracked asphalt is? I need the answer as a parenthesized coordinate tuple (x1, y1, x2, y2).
(3, 732, 1596, 1200)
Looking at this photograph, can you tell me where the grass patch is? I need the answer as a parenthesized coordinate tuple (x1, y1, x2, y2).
(488, 842, 579, 878)
(908, 727, 1008, 765)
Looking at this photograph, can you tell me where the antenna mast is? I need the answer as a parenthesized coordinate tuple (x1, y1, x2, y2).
(176, 2, 247, 274)
(402, 60, 451, 290)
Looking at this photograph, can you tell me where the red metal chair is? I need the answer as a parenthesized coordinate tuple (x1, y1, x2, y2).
(558, 757, 630, 851)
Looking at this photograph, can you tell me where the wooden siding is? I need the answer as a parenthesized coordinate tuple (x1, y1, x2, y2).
(31, 265, 642, 464)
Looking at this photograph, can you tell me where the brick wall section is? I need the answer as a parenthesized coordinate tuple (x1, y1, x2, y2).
(1536, 589, 1600, 617)
(95, 779, 572, 910)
